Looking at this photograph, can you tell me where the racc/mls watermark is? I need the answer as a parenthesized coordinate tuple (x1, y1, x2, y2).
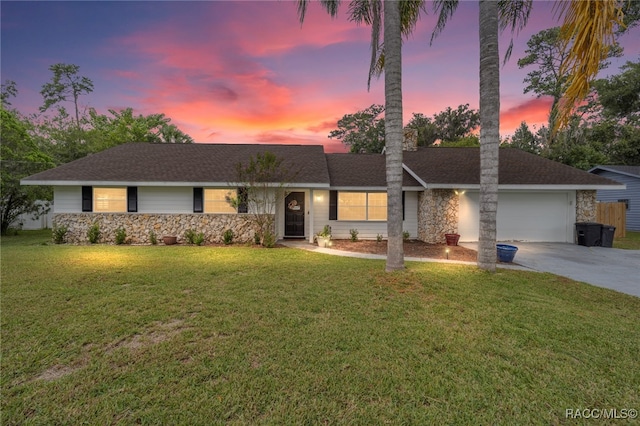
(565, 408, 638, 420)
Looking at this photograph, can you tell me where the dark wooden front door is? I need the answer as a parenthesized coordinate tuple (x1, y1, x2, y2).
(285, 192, 305, 237)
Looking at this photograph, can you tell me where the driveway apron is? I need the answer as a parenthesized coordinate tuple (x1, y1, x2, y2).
(463, 242, 640, 298)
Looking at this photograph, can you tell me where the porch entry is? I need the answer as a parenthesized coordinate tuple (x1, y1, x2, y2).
(285, 192, 305, 238)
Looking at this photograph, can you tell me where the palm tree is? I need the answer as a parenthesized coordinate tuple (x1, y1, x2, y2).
(554, 1, 625, 130)
(434, 0, 621, 271)
(477, 0, 500, 271)
(383, 0, 404, 271)
(297, 0, 423, 271)
(433, 0, 531, 272)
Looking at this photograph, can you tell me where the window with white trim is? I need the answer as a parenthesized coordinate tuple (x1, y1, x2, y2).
(93, 187, 127, 212)
(338, 192, 387, 221)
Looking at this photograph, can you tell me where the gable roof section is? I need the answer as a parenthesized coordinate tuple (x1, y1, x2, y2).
(402, 147, 623, 189)
(589, 165, 640, 179)
(325, 153, 422, 189)
(22, 143, 331, 187)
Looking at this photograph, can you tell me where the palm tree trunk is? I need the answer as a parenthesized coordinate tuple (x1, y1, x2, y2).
(478, 0, 499, 272)
(384, 0, 404, 271)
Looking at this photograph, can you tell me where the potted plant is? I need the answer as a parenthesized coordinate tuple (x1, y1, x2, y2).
(163, 235, 177, 245)
(445, 233, 460, 246)
(316, 225, 332, 247)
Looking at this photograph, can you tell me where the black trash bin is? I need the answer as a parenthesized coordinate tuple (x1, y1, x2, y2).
(575, 222, 602, 247)
(601, 225, 616, 248)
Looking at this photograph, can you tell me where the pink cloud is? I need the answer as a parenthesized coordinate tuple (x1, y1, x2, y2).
(500, 97, 553, 133)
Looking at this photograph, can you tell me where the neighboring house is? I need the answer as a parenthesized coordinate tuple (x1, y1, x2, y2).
(589, 165, 640, 231)
(21, 142, 623, 244)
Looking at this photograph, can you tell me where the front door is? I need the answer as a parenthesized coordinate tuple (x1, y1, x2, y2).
(285, 192, 305, 238)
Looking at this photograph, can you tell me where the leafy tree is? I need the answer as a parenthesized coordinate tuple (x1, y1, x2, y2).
(405, 112, 438, 147)
(432, 103, 479, 142)
(590, 60, 640, 124)
(517, 27, 622, 133)
(40, 63, 94, 131)
(229, 152, 298, 247)
(507, 122, 540, 154)
(1, 80, 18, 106)
(1, 107, 55, 235)
(328, 104, 385, 153)
(439, 135, 480, 148)
(85, 107, 194, 152)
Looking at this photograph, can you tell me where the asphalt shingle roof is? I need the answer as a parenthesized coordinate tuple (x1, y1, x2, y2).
(589, 165, 640, 179)
(23, 143, 331, 184)
(22, 143, 621, 188)
(325, 153, 422, 187)
(402, 147, 621, 186)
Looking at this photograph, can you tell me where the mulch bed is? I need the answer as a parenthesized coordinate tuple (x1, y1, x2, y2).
(328, 239, 477, 262)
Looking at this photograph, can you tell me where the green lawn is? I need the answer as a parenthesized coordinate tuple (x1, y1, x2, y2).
(2, 230, 639, 425)
(615, 230, 640, 250)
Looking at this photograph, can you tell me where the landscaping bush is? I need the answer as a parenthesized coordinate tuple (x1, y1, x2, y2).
(349, 229, 359, 242)
(223, 229, 234, 245)
(87, 223, 100, 244)
(52, 225, 68, 244)
(115, 227, 127, 245)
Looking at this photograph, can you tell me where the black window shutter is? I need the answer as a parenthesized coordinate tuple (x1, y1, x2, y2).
(127, 187, 138, 212)
(237, 187, 248, 213)
(329, 190, 338, 220)
(193, 187, 203, 213)
(82, 186, 92, 212)
(402, 191, 405, 221)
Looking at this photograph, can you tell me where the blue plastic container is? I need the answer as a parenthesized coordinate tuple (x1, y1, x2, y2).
(496, 244, 518, 263)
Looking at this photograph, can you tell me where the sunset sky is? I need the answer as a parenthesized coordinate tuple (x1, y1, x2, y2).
(2, 1, 638, 152)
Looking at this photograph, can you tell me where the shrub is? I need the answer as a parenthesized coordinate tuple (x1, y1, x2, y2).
(184, 229, 196, 244)
(87, 223, 100, 244)
(254, 232, 262, 245)
(402, 231, 410, 241)
(223, 229, 234, 245)
(376, 234, 383, 243)
(194, 232, 205, 246)
(262, 230, 276, 248)
(115, 227, 127, 245)
(52, 225, 68, 244)
(149, 230, 158, 245)
(349, 228, 359, 242)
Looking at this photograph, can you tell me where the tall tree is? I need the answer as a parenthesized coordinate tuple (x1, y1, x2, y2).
(554, 1, 624, 130)
(477, 0, 501, 272)
(383, 0, 405, 271)
(1, 106, 55, 235)
(40, 63, 94, 131)
(405, 113, 439, 146)
(432, 103, 480, 142)
(517, 27, 621, 134)
(328, 104, 386, 153)
(297, 0, 423, 271)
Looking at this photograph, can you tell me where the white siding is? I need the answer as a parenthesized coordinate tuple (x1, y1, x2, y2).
(138, 187, 194, 214)
(54, 187, 82, 213)
(311, 190, 419, 240)
(458, 190, 575, 242)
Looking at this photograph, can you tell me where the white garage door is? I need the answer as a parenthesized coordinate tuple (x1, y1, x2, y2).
(458, 191, 574, 242)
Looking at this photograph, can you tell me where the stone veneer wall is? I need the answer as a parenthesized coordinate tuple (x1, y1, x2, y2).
(417, 189, 459, 243)
(576, 190, 597, 222)
(54, 213, 264, 244)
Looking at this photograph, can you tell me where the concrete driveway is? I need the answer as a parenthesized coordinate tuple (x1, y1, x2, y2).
(462, 242, 640, 298)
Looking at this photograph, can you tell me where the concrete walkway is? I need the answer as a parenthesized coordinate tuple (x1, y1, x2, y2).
(281, 240, 640, 298)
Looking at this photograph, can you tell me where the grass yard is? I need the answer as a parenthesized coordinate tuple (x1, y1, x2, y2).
(2, 230, 639, 425)
(615, 230, 640, 250)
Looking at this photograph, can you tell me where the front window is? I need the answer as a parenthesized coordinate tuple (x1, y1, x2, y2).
(94, 187, 127, 212)
(204, 189, 236, 213)
(338, 192, 387, 221)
